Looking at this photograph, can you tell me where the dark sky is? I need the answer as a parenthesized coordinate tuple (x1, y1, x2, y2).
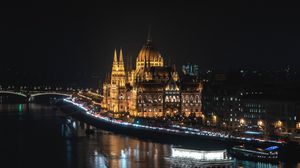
(1, 0, 300, 86)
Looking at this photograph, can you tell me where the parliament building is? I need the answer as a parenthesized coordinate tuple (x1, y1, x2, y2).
(102, 37, 202, 118)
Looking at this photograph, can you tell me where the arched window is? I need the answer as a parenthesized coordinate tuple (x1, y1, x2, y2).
(176, 96, 180, 102)
(138, 95, 143, 103)
(185, 95, 189, 102)
(119, 93, 124, 100)
(195, 95, 200, 103)
(153, 95, 157, 102)
(158, 95, 162, 102)
(165, 96, 169, 102)
(181, 95, 185, 102)
(144, 95, 149, 103)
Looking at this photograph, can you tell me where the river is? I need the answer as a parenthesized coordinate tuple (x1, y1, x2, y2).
(0, 103, 299, 168)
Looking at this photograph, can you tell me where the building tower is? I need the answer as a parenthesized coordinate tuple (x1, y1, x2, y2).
(108, 49, 127, 113)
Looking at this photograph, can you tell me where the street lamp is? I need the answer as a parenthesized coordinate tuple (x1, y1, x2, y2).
(240, 118, 245, 125)
(257, 120, 263, 127)
(212, 115, 217, 125)
(275, 120, 282, 128)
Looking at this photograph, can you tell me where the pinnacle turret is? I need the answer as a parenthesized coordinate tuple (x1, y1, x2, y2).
(112, 49, 119, 72)
(113, 49, 118, 63)
(118, 49, 125, 71)
(119, 48, 123, 62)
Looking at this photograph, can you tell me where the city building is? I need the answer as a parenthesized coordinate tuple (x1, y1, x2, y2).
(202, 72, 300, 135)
(102, 36, 202, 118)
(242, 95, 300, 135)
(202, 83, 243, 128)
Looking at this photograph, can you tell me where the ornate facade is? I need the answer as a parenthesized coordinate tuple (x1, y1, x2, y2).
(102, 38, 202, 118)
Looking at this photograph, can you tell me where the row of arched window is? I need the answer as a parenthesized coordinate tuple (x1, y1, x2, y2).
(137, 94, 201, 103)
(182, 95, 201, 103)
(138, 95, 163, 103)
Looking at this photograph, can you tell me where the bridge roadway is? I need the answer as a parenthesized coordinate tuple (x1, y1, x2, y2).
(0, 90, 72, 102)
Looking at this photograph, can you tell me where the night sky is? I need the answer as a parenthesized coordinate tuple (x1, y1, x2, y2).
(1, 0, 300, 86)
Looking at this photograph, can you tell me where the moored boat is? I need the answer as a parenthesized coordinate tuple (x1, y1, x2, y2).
(169, 146, 234, 168)
(230, 145, 279, 162)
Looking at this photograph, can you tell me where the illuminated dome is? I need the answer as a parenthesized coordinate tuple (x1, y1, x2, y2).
(136, 40, 164, 70)
(137, 40, 162, 62)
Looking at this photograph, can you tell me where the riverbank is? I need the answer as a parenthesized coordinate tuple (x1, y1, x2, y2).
(60, 99, 290, 148)
(59, 102, 228, 149)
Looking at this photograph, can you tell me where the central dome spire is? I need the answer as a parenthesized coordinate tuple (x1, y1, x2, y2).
(147, 25, 152, 42)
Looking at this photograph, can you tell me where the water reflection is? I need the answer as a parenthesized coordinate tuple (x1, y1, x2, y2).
(93, 150, 108, 168)
(63, 116, 299, 168)
(0, 103, 299, 168)
(65, 127, 172, 168)
(97, 134, 171, 168)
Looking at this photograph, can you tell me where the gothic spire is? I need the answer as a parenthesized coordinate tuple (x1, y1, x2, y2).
(119, 48, 124, 63)
(118, 48, 125, 71)
(112, 49, 119, 72)
(113, 49, 118, 63)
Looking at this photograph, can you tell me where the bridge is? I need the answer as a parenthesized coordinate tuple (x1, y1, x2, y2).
(0, 90, 73, 102)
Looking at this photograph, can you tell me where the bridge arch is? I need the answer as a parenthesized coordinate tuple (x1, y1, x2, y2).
(0, 91, 27, 97)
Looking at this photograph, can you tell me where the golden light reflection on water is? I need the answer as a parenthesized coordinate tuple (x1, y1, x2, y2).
(66, 124, 297, 168)
(87, 131, 171, 168)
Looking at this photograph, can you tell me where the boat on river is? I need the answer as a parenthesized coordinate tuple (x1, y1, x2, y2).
(168, 146, 234, 168)
(230, 145, 279, 162)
